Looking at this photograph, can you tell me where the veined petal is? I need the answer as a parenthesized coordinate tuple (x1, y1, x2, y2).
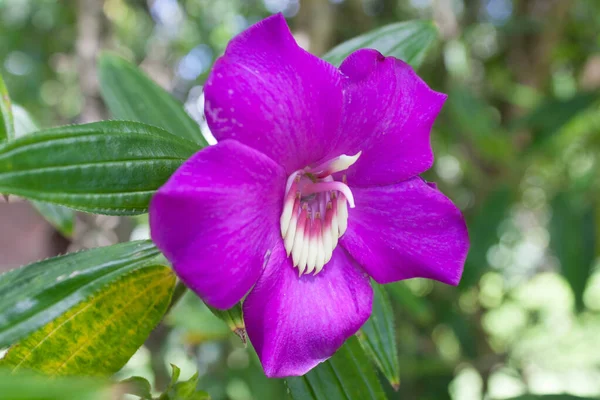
(334, 49, 446, 187)
(204, 13, 344, 173)
(244, 244, 372, 377)
(340, 177, 469, 285)
(149, 140, 286, 309)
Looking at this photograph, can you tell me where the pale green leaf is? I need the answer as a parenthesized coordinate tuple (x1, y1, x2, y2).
(0, 240, 161, 347)
(1, 265, 176, 376)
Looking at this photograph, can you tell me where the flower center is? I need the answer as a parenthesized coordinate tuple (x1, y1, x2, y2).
(279, 152, 361, 276)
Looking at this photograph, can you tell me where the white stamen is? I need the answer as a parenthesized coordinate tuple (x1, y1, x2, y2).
(291, 205, 308, 264)
(337, 194, 348, 237)
(298, 226, 310, 275)
(315, 232, 325, 275)
(305, 216, 320, 275)
(284, 210, 298, 257)
(322, 216, 333, 264)
(280, 195, 298, 238)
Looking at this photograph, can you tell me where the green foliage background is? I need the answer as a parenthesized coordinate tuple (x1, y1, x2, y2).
(1, 0, 600, 399)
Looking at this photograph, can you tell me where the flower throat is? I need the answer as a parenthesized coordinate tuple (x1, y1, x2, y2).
(279, 152, 360, 276)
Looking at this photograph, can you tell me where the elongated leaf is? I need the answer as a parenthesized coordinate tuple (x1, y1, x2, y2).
(357, 283, 399, 389)
(0, 73, 13, 141)
(550, 192, 596, 311)
(323, 20, 438, 68)
(286, 337, 386, 400)
(0, 120, 197, 215)
(0, 240, 161, 347)
(206, 302, 246, 344)
(98, 53, 207, 146)
(11, 104, 75, 236)
(0, 370, 110, 400)
(2, 265, 176, 376)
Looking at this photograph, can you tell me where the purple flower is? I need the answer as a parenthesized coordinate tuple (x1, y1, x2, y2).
(150, 14, 469, 377)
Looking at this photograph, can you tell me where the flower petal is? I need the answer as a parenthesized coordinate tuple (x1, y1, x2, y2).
(149, 140, 286, 309)
(244, 243, 372, 377)
(204, 13, 344, 173)
(340, 177, 469, 285)
(334, 49, 446, 187)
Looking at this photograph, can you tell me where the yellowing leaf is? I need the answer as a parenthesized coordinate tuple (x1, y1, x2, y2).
(2, 265, 176, 377)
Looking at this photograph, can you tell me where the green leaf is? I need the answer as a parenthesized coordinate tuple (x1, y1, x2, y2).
(11, 104, 75, 236)
(0, 369, 110, 400)
(98, 53, 207, 146)
(0, 120, 197, 215)
(550, 192, 596, 311)
(285, 336, 386, 400)
(158, 364, 211, 400)
(323, 20, 438, 68)
(1, 265, 176, 376)
(206, 302, 246, 344)
(357, 283, 400, 389)
(0, 73, 14, 142)
(121, 376, 153, 399)
(0, 240, 161, 347)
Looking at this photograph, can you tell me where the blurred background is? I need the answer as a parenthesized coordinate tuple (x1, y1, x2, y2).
(1, 0, 599, 399)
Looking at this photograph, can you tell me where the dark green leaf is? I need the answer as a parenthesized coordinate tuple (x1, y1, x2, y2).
(0, 240, 161, 347)
(121, 376, 153, 399)
(0, 73, 14, 142)
(358, 283, 400, 389)
(285, 336, 386, 400)
(0, 120, 197, 215)
(0, 369, 109, 400)
(550, 192, 596, 311)
(11, 104, 76, 236)
(206, 302, 246, 344)
(323, 20, 438, 68)
(98, 53, 207, 146)
(1, 265, 176, 376)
